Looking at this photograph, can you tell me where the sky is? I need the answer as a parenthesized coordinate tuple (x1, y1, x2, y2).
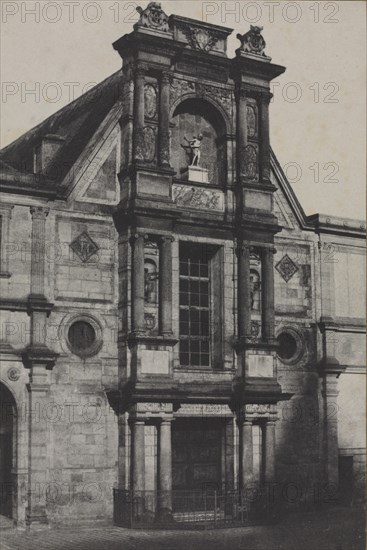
(1, 0, 366, 219)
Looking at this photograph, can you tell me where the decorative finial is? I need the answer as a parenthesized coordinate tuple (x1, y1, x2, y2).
(135, 2, 169, 33)
(236, 26, 269, 58)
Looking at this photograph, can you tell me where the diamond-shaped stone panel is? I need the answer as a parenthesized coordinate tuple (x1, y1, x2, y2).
(275, 254, 298, 283)
(70, 232, 99, 263)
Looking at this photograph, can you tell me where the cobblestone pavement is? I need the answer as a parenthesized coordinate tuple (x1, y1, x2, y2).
(0, 506, 364, 550)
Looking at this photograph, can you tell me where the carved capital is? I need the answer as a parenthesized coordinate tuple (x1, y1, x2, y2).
(161, 71, 171, 85)
(261, 91, 273, 105)
(235, 85, 246, 102)
(237, 243, 251, 257)
(160, 235, 175, 244)
(129, 233, 145, 246)
(30, 206, 50, 220)
(133, 62, 148, 78)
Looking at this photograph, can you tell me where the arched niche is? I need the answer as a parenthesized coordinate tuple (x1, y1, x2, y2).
(171, 98, 227, 185)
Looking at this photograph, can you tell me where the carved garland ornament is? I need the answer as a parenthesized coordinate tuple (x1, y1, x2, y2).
(179, 24, 223, 53)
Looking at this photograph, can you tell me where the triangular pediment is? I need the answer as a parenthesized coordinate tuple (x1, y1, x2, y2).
(74, 124, 121, 205)
(270, 150, 308, 232)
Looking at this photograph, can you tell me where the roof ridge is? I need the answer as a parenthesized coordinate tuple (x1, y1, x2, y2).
(0, 69, 123, 156)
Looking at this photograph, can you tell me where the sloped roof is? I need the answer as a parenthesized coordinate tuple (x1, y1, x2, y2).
(0, 69, 124, 184)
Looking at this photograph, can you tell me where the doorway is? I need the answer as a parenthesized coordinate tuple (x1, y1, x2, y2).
(172, 418, 222, 492)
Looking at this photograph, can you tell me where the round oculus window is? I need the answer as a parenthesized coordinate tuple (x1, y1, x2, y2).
(68, 321, 96, 355)
(277, 332, 298, 361)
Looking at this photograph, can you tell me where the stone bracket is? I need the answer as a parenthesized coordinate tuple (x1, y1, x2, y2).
(22, 345, 58, 370)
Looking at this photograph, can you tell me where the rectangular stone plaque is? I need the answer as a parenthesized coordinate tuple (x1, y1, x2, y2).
(247, 354, 274, 378)
(141, 350, 169, 375)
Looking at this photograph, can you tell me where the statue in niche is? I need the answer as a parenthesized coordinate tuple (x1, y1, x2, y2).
(144, 260, 158, 303)
(250, 270, 261, 311)
(181, 134, 203, 166)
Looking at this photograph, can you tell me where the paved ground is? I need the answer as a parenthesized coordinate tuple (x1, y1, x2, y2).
(0, 506, 364, 550)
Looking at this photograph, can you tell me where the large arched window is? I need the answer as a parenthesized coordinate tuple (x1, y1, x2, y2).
(171, 98, 227, 185)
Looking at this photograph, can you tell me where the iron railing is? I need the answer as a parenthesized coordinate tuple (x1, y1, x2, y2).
(113, 487, 272, 529)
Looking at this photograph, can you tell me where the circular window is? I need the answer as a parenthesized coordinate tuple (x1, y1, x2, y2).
(278, 333, 297, 360)
(276, 327, 304, 364)
(65, 315, 103, 358)
(68, 321, 96, 352)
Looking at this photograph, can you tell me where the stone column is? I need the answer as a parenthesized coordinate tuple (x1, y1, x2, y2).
(158, 419, 173, 517)
(132, 419, 145, 493)
(238, 243, 251, 339)
(158, 71, 171, 167)
(225, 419, 235, 492)
(159, 236, 173, 336)
(261, 247, 275, 341)
(241, 420, 254, 490)
(264, 421, 276, 483)
(133, 63, 147, 162)
(29, 206, 49, 299)
(131, 234, 145, 336)
(260, 93, 271, 183)
(26, 365, 49, 527)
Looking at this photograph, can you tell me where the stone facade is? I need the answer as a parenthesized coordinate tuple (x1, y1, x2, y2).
(0, 3, 365, 528)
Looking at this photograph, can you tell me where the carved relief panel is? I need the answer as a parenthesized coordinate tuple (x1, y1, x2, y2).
(242, 98, 259, 181)
(143, 78, 158, 163)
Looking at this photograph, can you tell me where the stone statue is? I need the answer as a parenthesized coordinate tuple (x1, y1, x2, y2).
(182, 134, 203, 166)
(250, 271, 260, 310)
(135, 2, 169, 32)
(144, 268, 158, 303)
(237, 26, 267, 57)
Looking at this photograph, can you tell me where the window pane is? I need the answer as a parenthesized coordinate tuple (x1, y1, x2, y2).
(191, 353, 200, 365)
(180, 279, 188, 292)
(201, 341, 209, 354)
(179, 243, 211, 368)
(190, 263, 199, 277)
(180, 322, 189, 335)
(191, 341, 200, 353)
(191, 310, 200, 323)
(191, 280, 199, 293)
(180, 340, 189, 352)
(180, 352, 189, 365)
(191, 294, 199, 306)
(180, 309, 189, 322)
(191, 322, 200, 336)
(180, 260, 188, 276)
(201, 354, 210, 367)
(200, 281, 208, 294)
